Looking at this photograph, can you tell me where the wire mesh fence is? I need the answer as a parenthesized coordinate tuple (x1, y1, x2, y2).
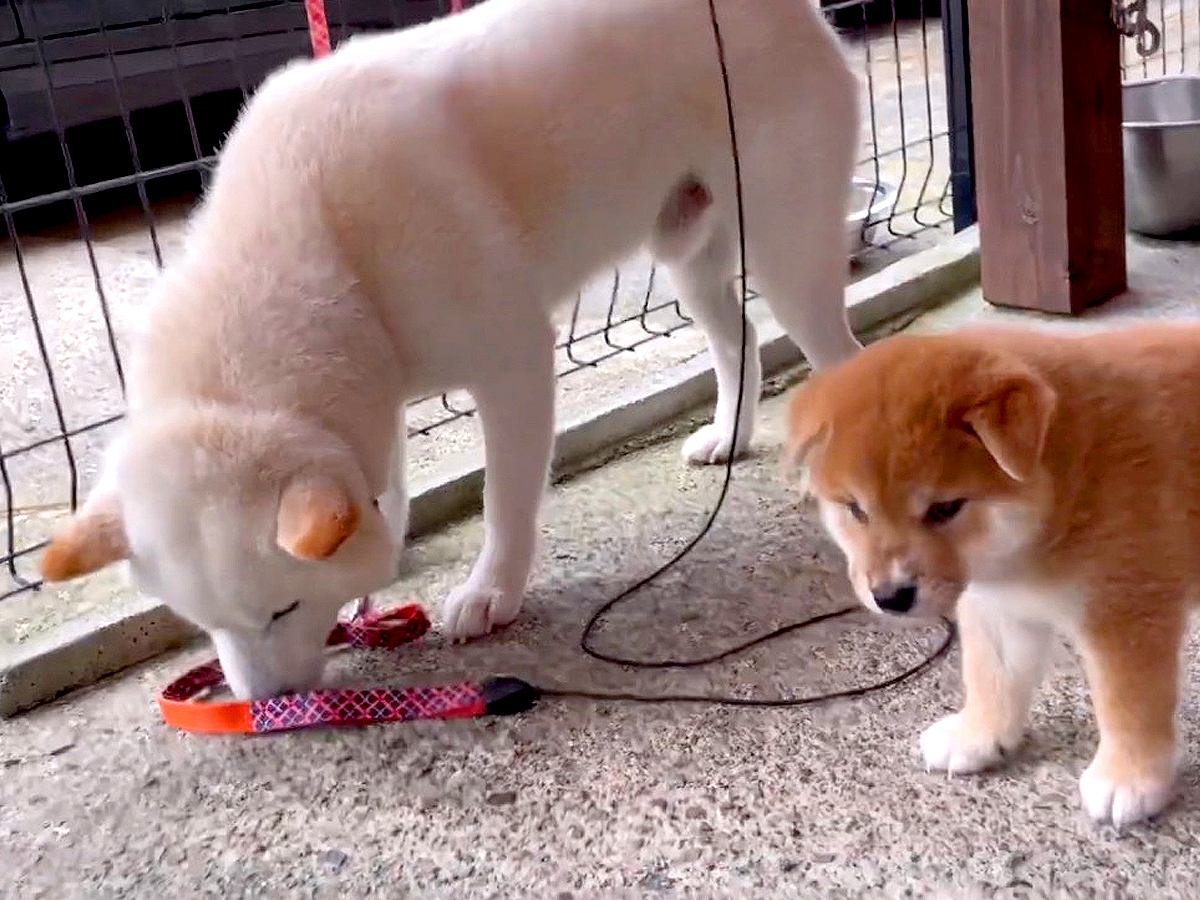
(0, 0, 969, 613)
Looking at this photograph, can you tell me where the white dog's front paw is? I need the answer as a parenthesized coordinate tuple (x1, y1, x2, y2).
(681, 423, 749, 466)
(1079, 752, 1177, 829)
(442, 582, 522, 642)
(920, 713, 1014, 775)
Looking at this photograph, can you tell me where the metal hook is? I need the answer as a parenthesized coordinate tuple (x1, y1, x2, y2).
(1112, 0, 1161, 58)
(1137, 16, 1162, 57)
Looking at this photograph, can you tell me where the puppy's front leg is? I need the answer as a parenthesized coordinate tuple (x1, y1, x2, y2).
(1077, 591, 1185, 829)
(442, 325, 555, 641)
(921, 589, 1051, 774)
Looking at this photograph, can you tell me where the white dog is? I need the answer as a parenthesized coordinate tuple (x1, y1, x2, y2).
(40, 0, 860, 698)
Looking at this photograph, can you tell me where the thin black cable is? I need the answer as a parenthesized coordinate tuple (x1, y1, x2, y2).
(540, 0, 955, 708)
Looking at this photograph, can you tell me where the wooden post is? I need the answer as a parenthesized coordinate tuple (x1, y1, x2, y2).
(966, 0, 1127, 314)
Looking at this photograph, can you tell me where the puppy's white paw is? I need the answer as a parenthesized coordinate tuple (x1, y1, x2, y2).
(442, 582, 522, 642)
(681, 423, 749, 466)
(920, 713, 1013, 775)
(1079, 753, 1177, 829)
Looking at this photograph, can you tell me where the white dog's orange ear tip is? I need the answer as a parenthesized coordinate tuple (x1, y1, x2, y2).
(277, 478, 360, 561)
(40, 540, 82, 582)
(39, 509, 130, 582)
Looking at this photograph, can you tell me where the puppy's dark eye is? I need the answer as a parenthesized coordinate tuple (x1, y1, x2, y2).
(270, 600, 300, 623)
(845, 500, 868, 524)
(924, 498, 966, 526)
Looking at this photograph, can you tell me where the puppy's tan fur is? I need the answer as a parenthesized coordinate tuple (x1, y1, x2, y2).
(787, 324, 1200, 828)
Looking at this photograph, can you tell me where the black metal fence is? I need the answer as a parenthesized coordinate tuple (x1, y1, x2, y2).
(0, 0, 974, 605)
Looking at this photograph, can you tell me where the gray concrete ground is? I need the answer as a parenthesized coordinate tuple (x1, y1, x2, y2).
(4, 234, 1200, 898)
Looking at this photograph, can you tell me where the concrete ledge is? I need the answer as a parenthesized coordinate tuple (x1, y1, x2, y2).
(1, 598, 199, 717)
(0, 227, 978, 717)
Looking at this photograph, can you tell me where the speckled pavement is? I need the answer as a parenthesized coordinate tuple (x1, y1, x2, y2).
(6, 335, 1200, 897)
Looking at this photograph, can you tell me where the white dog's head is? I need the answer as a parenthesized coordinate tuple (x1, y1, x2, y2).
(40, 404, 401, 699)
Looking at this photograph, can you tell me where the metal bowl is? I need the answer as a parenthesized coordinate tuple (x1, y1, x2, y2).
(847, 176, 898, 253)
(1123, 75, 1200, 236)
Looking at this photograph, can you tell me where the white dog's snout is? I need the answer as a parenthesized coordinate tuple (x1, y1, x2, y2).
(211, 627, 327, 700)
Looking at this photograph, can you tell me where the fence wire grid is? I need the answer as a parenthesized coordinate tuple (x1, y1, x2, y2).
(0, 0, 971, 607)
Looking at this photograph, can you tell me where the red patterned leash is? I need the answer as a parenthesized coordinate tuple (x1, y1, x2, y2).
(158, 602, 538, 734)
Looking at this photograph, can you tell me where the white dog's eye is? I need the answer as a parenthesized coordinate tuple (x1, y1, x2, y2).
(270, 600, 300, 623)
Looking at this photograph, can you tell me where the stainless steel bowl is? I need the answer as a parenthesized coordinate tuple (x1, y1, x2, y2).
(847, 176, 898, 253)
(1123, 75, 1200, 236)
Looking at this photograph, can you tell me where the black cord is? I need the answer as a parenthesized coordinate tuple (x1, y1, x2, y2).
(537, 0, 955, 709)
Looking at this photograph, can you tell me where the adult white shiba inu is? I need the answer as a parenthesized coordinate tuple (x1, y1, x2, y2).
(41, 0, 860, 699)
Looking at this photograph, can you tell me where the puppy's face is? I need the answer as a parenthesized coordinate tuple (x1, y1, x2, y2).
(39, 407, 402, 699)
(786, 334, 1056, 620)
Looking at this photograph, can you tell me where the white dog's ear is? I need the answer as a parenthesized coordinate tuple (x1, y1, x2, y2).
(40, 491, 130, 582)
(276, 476, 359, 561)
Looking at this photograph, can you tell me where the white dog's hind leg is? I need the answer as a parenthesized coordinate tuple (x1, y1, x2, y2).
(744, 91, 862, 372)
(660, 223, 760, 466)
(442, 322, 555, 641)
(378, 410, 410, 547)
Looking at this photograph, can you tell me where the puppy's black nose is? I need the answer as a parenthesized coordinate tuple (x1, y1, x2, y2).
(872, 584, 917, 614)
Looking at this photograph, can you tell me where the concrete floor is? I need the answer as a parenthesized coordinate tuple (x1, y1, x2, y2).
(5, 234, 1200, 898)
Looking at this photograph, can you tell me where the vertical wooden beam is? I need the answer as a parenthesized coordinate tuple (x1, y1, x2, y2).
(966, 0, 1127, 314)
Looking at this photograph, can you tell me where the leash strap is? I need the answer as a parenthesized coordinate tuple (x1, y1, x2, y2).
(158, 603, 541, 734)
(159, 603, 486, 734)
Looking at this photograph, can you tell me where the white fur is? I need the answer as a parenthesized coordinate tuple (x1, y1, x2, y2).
(85, 0, 860, 698)
(920, 713, 1008, 775)
(1079, 747, 1180, 830)
(920, 586, 1058, 773)
(961, 500, 1044, 584)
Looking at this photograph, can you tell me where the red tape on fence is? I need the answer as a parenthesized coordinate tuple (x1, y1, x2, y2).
(305, 0, 331, 58)
(305, 0, 464, 59)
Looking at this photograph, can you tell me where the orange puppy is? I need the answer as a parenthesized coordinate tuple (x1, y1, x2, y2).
(786, 324, 1200, 828)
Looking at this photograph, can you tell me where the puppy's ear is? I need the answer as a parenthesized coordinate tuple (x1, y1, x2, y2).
(40, 491, 130, 582)
(961, 365, 1056, 483)
(783, 378, 831, 477)
(277, 476, 359, 561)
